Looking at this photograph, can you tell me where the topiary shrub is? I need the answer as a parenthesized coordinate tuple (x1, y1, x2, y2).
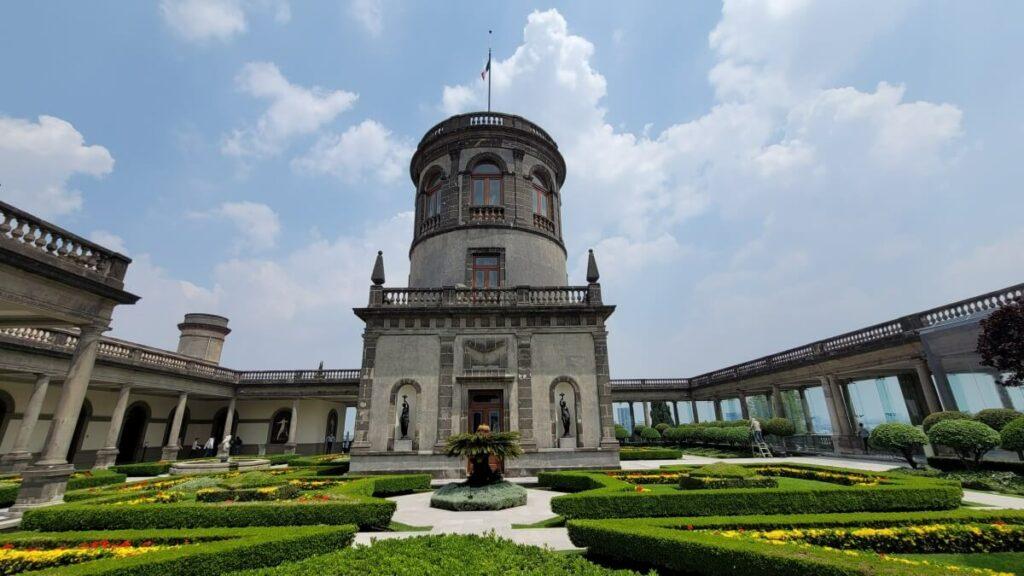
(927, 419, 1001, 468)
(614, 424, 628, 442)
(1001, 417, 1024, 461)
(974, 408, 1024, 431)
(111, 461, 172, 477)
(763, 418, 795, 438)
(429, 481, 527, 511)
(688, 463, 753, 478)
(639, 427, 661, 442)
(868, 422, 928, 468)
(632, 424, 647, 437)
(922, 410, 971, 432)
(654, 423, 670, 434)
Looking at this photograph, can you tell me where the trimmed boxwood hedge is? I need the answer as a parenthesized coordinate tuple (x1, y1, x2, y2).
(111, 462, 172, 476)
(0, 470, 125, 507)
(21, 474, 430, 532)
(0, 525, 356, 576)
(542, 464, 961, 519)
(568, 510, 1024, 576)
(618, 447, 682, 460)
(927, 456, 1024, 474)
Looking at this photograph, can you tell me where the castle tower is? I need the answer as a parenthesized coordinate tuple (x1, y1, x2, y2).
(350, 112, 618, 478)
(176, 313, 230, 364)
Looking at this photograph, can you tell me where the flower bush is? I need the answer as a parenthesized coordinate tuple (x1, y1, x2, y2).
(729, 522, 1024, 553)
(606, 472, 682, 485)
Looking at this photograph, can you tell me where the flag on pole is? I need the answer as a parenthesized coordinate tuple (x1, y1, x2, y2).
(480, 52, 491, 80)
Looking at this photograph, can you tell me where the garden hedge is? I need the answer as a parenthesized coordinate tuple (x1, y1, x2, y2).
(0, 525, 355, 576)
(111, 462, 172, 476)
(0, 470, 125, 507)
(541, 464, 961, 519)
(568, 510, 1024, 576)
(618, 447, 682, 460)
(21, 474, 429, 532)
(926, 456, 1024, 473)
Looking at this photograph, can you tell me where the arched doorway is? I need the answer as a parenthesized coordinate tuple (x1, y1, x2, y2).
(268, 408, 292, 445)
(211, 408, 239, 446)
(325, 409, 338, 453)
(116, 402, 150, 464)
(162, 406, 191, 448)
(0, 390, 13, 446)
(67, 399, 92, 465)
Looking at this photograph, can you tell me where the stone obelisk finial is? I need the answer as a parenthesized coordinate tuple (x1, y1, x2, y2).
(371, 251, 385, 286)
(586, 248, 600, 284)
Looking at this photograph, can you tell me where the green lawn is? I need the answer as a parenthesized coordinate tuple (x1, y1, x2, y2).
(898, 552, 1024, 575)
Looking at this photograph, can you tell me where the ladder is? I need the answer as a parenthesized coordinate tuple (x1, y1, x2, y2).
(751, 439, 773, 458)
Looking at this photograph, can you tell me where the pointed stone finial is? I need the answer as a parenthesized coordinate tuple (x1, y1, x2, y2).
(371, 251, 385, 286)
(586, 248, 600, 283)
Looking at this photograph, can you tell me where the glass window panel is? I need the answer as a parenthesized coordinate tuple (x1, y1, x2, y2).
(948, 372, 1005, 413)
(846, 377, 911, 429)
(803, 386, 833, 434)
(675, 402, 694, 424)
(473, 180, 484, 204)
(489, 411, 500, 432)
(781, 389, 808, 434)
(474, 271, 484, 287)
(474, 163, 500, 175)
(746, 395, 772, 420)
(1007, 385, 1024, 411)
(475, 256, 498, 266)
(695, 400, 716, 423)
(489, 180, 501, 204)
(720, 397, 742, 421)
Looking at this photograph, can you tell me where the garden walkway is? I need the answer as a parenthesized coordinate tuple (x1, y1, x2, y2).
(353, 455, 1024, 549)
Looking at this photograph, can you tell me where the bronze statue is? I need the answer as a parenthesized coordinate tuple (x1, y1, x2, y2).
(399, 395, 410, 439)
(559, 392, 571, 437)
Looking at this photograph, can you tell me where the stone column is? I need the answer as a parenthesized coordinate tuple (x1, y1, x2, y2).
(94, 385, 133, 469)
(771, 384, 786, 418)
(217, 397, 236, 457)
(593, 331, 619, 449)
(690, 399, 699, 423)
(913, 360, 942, 415)
(643, 401, 652, 426)
(713, 398, 723, 421)
(668, 401, 678, 425)
(160, 392, 188, 461)
(0, 374, 51, 472)
(284, 399, 299, 455)
(515, 334, 537, 451)
(12, 324, 104, 514)
(818, 376, 846, 440)
(738, 391, 750, 419)
(799, 388, 815, 433)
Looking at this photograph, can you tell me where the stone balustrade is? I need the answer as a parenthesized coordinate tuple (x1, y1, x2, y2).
(0, 200, 130, 285)
(468, 205, 504, 222)
(375, 285, 596, 308)
(237, 369, 361, 384)
(610, 378, 691, 391)
(418, 112, 559, 151)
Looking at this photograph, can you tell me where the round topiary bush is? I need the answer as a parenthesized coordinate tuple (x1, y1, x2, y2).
(614, 424, 629, 441)
(429, 480, 528, 511)
(640, 427, 662, 442)
(1000, 416, 1024, 460)
(922, 410, 971, 432)
(868, 422, 928, 468)
(763, 418, 795, 438)
(632, 424, 647, 437)
(927, 419, 1001, 468)
(654, 423, 671, 434)
(974, 408, 1024, 431)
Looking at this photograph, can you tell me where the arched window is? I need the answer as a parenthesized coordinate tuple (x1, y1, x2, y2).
(531, 173, 554, 219)
(422, 173, 443, 219)
(471, 162, 502, 206)
(269, 408, 292, 444)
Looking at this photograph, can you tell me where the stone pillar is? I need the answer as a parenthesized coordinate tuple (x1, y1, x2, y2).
(668, 401, 678, 425)
(217, 397, 236, 458)
(738, 391, 750, 419)
(643, 401, 652, 426)
(818, 376, 846, 438)
(771, 384, 786, 418)
(713, 398, 723, 421)
(432, 334, 455, 451)
(515, 334, 537, 451)
(161, 392, 189, 461)
(920, 338, 957, 410)
(798, 388, 814, 433)
(690, 399, 699, 423)
(284, 399, 299, 455)
(593, 330, 619, 449)
(352, 332, 379, 454)
(12, 324, 104, 515)
(94, 385, 133, 469)
(1, 374, 51, 472)
(913, 360, 942, 415)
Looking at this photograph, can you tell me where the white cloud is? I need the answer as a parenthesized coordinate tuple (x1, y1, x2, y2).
(89, 231, 128, 255)
(349, 0, 383, 36)
(294, 119, 413, 184)
(0, 115, 114, 218)
(222, 62, 358, 159)
(160, 0, 290, 44)
(191, 201, 282, 252)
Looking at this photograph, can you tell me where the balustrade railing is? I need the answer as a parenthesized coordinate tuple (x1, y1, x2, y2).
(533, 213, 555, 233)
(469, 205, 504, 222)
(418, 112, 558, 150)
(237, 369, 361, 384)
(610, 378, 691, 390)
(0, 200, 130, 283)
(918, 283, 1024, 327)
(376, 285, 595, 308)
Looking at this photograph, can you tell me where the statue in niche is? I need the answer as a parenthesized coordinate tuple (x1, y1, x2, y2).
(559, 392, 571, 437)
(399, 395, 410, 439)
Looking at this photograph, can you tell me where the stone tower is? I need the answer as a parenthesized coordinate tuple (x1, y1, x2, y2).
(350, 112, 618, 478)
(176, 313, 231, 364)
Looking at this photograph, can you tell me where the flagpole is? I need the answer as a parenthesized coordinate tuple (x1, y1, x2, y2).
(487, 30, 492, 112)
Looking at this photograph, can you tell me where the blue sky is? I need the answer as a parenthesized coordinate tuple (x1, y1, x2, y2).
(2, 1, 1023, 376)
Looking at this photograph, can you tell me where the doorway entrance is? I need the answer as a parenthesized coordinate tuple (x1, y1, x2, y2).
(467, 390, 504, 432)
(116, 403, 149, 464)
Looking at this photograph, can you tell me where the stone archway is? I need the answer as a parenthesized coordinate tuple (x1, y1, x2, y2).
(116, 402, 150, 464)
(550, 377, 583, 448)
(66, 399, 92, 465)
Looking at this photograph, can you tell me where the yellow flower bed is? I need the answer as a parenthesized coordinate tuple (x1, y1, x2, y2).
(754, 466, 883, 486)
(0, 542, 169, 574)
(606, 472, 681, 485)
(114, 491, 184, 506)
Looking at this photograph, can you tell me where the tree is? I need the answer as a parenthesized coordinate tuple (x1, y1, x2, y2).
(444, 425, 523, 486)
(974, 408, 1023, 431)
(869, 423, 928, 469)
(614, 424, 629, 442)
(1000, 417, 1024, 461)
(922, 410, 971, 433)
(978, 300, 1024, 386)
(650, 401, 675, 427)
(926, 419, 1001, 468)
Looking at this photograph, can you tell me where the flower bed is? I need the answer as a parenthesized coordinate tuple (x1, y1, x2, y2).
(0, 470, 125, 507)
(568, 510, 1024, 576)
(541, 464, 962, 519)
(21, 473, 430, 531)
(0, 525, 355, 576)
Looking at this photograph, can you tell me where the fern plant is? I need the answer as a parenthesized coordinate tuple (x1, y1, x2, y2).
(444, 425, 523, 485)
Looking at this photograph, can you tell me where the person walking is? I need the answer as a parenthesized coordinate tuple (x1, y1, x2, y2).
(750, 418, 764, 443)
(203, 436, 215, 457)
(858, 423, 870, 453)
(231, 435, 243, 456)
(325, 433, 335, 454)
(190, 438, 201, 458)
